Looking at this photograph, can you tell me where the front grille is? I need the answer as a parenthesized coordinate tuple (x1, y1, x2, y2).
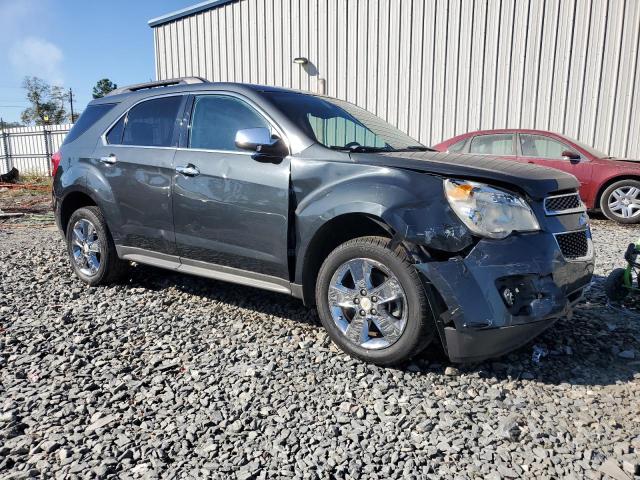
(544, 193, 583, 215)
(555, 230, 589, 259)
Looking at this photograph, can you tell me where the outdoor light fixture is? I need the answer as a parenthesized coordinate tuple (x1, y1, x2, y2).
(293, 57, 308, 65)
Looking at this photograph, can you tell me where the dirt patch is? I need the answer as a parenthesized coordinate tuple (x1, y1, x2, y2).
(0, 176, 52, 215)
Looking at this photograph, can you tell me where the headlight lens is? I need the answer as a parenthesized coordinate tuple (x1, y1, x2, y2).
(444, 179, 540, 239)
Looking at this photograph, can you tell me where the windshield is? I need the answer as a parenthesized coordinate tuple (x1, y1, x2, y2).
(265, 91, 427, 151)
(568, 136, 609, 158)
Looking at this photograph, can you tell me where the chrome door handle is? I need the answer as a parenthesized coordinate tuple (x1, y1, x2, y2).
(175, 164, 200, 176)
(100, 155, 117, 165)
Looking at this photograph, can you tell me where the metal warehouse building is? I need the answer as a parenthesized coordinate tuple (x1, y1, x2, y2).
(149, 0, 640, 158)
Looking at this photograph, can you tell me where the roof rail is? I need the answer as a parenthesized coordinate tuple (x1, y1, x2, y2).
(106, 77, 208, 96)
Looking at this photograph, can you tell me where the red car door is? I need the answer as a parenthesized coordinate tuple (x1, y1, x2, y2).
(517, 133, 593, 200)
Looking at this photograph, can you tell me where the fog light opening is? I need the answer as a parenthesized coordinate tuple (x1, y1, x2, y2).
(501, 287, 515, 307)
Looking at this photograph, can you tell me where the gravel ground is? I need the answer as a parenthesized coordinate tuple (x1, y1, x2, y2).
(1, 216, 639, 479)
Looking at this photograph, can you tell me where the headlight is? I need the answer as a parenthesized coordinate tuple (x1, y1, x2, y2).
(444, 179, 540, 239)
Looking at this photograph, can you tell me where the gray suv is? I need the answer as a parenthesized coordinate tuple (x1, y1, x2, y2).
(52, 78, 595, 366)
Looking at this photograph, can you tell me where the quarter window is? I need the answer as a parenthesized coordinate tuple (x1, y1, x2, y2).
(106, 116, 125, 145)
(189, 95, 270, 151)
(113, 96, 183, 147)
(520, 134, 569, 159)
(447, 139, 468, 153)
(64, 104, 115, 145)
(469, 134, 515, 155)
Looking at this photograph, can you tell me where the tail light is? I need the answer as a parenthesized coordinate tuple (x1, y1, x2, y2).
(51, 151, 61, 177)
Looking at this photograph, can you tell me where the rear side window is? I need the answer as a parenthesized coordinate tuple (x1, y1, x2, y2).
(469, 134, 515, 155)
(63, 104, 115, 144)
(189, 95, 270, 151)
(116, 96, 183, 147)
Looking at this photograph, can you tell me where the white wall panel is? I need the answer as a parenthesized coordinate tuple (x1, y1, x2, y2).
(152, 0, 640, 158)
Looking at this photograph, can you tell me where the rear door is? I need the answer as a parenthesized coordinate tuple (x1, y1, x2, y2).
(171, 93, 291, 280)
(517, 133, 593, 199)
(467, 134, 518, 162)
(93, 94, 185, 256)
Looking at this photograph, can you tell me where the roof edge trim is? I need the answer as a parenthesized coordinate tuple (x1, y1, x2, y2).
(148, 0, 236, 27)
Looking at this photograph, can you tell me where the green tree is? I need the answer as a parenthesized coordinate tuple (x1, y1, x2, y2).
(20, 77, 68, 126)
(92, 78, 118, 99)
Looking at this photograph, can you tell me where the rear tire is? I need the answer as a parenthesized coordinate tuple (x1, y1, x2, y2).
(315, 236, 435, 366)
(604, 268, 629, 303)
(66, 206, 127, 286)
(600, 179, 640, 224)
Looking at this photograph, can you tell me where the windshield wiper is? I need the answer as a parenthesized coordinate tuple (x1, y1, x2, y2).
(329, 145, 394, 153)
(403, 145, 435, 152)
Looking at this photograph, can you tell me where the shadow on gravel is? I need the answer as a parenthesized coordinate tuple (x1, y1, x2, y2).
(125, 265, 640, 388)
(126, 263, 318, 325)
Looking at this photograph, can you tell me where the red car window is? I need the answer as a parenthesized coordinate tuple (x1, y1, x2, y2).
(469, 134, 515, 155)
(520, 134, 569, 159)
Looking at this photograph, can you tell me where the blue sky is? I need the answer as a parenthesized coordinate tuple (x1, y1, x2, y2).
(0, 0, 195, 123)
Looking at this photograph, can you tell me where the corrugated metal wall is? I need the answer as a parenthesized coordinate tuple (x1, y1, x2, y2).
(152, 0, 640, 158)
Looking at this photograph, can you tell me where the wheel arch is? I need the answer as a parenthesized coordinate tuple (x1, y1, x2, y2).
(299, 212, 394, 306)
(595, 175, 640, 210)
(59, 188, 99, 234)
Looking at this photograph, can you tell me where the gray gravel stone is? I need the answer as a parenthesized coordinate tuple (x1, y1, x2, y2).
(0, 217, 638, 479)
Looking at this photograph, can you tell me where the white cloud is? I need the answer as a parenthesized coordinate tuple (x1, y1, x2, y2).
(0, 0, 44, 45)
(8, 36, 64, 86)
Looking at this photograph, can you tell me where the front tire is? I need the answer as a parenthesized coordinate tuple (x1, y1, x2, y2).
(315, 236, 435, 366)
(66, 206, 127, 286)
(600, 179, 640, 224)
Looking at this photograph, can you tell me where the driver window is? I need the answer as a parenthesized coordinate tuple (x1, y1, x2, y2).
(520, 134, 568, 159)
(307, 113, 386, 148)
(189, 95, 271, 151)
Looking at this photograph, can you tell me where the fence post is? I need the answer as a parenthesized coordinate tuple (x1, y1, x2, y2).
(43, 126, 52, 176)
(1, 130, 11, 173)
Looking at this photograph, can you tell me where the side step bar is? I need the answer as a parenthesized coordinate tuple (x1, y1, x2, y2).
(117, 246, 293, 296)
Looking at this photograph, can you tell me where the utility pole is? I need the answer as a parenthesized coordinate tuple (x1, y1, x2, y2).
(69, 88, 75, 123)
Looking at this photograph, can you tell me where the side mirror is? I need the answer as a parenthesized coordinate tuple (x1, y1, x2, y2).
(562, 150, 581, 162)
(235, 128, 287, 161)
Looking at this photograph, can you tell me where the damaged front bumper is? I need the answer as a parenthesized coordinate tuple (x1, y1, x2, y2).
(416, 229, 594, 363)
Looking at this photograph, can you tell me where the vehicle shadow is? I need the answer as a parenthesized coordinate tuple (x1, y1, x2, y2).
(125, 265, 640, 387)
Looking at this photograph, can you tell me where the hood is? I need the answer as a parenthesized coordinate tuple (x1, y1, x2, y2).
(599, 157, 640, 165)
(351, 151, 579, 199)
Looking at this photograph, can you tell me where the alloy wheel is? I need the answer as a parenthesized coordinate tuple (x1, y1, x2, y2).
(608, 186, 640, 219)
(327, 257, 408, 350)
(71, 219, 102, 276)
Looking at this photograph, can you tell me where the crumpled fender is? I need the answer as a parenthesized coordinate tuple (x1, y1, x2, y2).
(292, 156, 474, 283)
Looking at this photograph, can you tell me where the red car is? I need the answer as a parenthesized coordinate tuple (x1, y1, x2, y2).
(433, 129, 640, 224)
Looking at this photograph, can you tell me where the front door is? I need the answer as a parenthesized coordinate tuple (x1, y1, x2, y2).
(92, 94, 185, 255)
(172, 93, 291, 280)
(517, 133, 593, 200)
